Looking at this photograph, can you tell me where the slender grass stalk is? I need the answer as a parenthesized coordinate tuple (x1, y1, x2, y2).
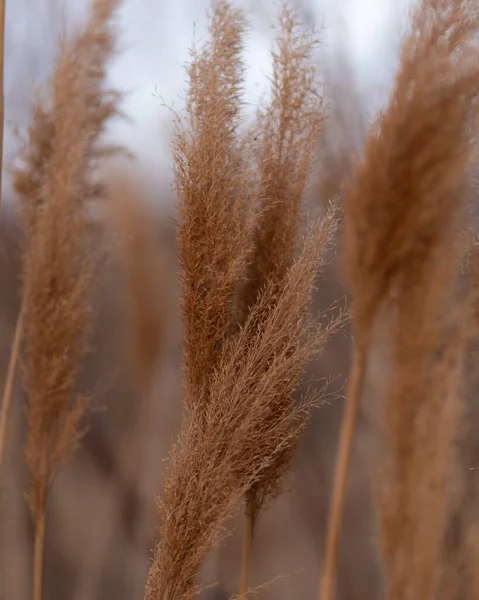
(0, 307, 24, 474)
(321, 0, 479, 597)
(318, 337, 369, 600)
(33, 508, 45, 600)
(0, 0, 5, 212)
(11, 2, 122, 597)
(239, 511, 254, 596)
(0, 0, 8, 470)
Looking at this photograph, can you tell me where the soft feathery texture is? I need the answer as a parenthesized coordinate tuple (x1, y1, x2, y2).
(13, 0, 122, 524)
(342, 0, 479, 598)
(144, 3, 344, 598)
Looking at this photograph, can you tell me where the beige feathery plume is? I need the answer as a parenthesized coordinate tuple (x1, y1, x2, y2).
(173, 0, 254, 423)
(240, 4, 326, 311)
(10, 1, 122, 598)
(144, 3, 344, 598)
(320, 1, 479, 598)
(144, 215, 341, 600)
(237, 5, 330, 594)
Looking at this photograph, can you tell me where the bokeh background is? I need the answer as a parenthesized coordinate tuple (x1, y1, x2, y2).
(0, 1, 415, 598)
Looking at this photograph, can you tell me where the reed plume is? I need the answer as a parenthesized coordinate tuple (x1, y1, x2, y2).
(237, 5, 328, 592)
(240, 4, 325, 311)
(11, 1, 122, 598)
(320, 0, 479, 598)
(144, 2, 343, 597)
(144, 215, 341, 600)
(173, 0, 255, 425)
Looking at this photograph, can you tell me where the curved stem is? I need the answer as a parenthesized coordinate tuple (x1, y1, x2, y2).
(0, 309, 24, 474)
(318, 339, 369, 600)
(239, 510, 254, 596)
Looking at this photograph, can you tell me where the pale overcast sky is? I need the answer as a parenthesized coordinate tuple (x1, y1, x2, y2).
(4, 0, 412, 198)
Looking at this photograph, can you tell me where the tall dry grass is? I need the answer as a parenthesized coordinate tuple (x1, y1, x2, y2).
(320, 0, 479, 599)
(144, 217, 342, 600)
(8, 0, 122, 598)
(3, 0, 479, 598)
(237, 5, 327, 593)
(143, 2, 344, 599)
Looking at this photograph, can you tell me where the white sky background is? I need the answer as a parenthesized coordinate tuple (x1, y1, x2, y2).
(4, 0, 414, 203)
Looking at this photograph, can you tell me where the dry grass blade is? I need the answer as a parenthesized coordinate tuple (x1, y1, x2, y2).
(10, 1, 123, 598)
(320, 0, 479, 599)
(144, 215, 342, 600)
